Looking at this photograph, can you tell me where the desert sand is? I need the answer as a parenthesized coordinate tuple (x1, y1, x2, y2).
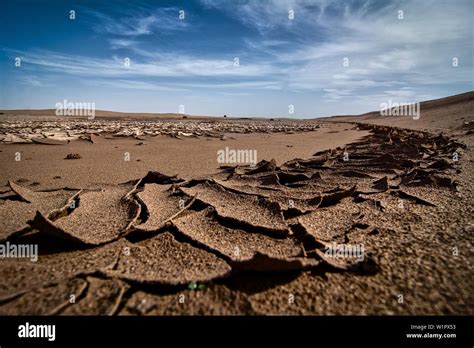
(0, 92, 472, 315)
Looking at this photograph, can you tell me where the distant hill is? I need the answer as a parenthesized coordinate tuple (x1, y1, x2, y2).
(0, 109, 297, 121)
(0, 109, 195, 120)
(320, 91, 474, 132)
(2, 91, 472, 128)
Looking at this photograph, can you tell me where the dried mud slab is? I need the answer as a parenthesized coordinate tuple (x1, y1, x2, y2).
(180, 182, 288, 236)
(296, 201, 360, 244)
(245, 159, 277, 175)
(276, 171, 312, 185)
(315, 185, 357, 207)
(106, 232, 231, 286)
(134, 184, 187, 232)
(61, 277, 129, 315)
(32, 186, 139, 245)
(233, 252, 320, 272)
(0, 238, 127, 299)
(216, 175, 356, 216)
(216, 178, 330, 201)
(0, 277, 88, 315)
(9, 181, 80, 214)
(315, 247, 379, 275)
(392, 188, 437, 207)
(400, 170, 457, 190)
(212, 179, 275, 198)
(173, 208, 315, 271)
(0, 118, 321, 142)
(9, 181, 38, 203)
(282, 156, 330, 170)
(31, 137, 68, 145)
(0, 201, 36, 241)
(0, 183, 80, 241)
(352, 193, 426, 233)
(370, 176, 389, 192)
(0, 190, 15, 199)
(137, 170, 184, 186)
(1, 134, 31, 143)
(334, 170, 375, 179)
(120, 285, 254, 315)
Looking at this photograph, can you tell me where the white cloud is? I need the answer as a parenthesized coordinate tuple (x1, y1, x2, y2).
(5, 0, 472, 112)
(18, 75, 52, 87)
(12, 49, 279, 79)
(235, 0, 473, 100)
(85, 79, 190, 92)
(85, 7, 188, 37)
(109, 39, 138, 49)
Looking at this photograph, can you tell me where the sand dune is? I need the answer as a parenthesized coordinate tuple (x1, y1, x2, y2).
(323, 91, 474, 133)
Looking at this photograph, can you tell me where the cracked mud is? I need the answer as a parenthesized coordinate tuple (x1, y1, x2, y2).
(0, 117, 471, 315)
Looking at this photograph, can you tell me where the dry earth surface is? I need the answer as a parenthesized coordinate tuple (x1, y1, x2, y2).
(0, 92, 472, 315)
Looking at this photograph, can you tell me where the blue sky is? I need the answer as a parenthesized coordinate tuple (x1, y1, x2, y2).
(0, 0, 472, 118)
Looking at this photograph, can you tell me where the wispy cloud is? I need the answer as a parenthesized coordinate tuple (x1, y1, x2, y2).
(18, 75, 53, 87)
(85, 79, 190, 92)
(1, 0, 472, 116)
(9, 49, 278, 79)
(232, 0, 473, 102)
(200, 0, 317, 35)
(109, 39, 139, 49)
(85, 6, 188, 37)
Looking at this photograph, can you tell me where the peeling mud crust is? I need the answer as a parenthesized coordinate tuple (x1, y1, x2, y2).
(0, 121, 472, 315)
(172, 207, 316, 271)
(105, 232, 232, 286)
(180, 181, 289, 236)
(297, 201, 359, 244)
(120, 285, 255, 315)
(0, 238, 127, 298)
(60, 277, 129, 315)
(0, 277, 88, 315)
(0, 201, 36, 241)
(32, 186, 139, 245)
(133, 183, 186, 232)
(0, 183, 80, 241)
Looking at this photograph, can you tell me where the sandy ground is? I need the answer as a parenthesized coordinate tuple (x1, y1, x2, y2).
(0, 93, 472, 315)
(0, 123, 366, 189)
